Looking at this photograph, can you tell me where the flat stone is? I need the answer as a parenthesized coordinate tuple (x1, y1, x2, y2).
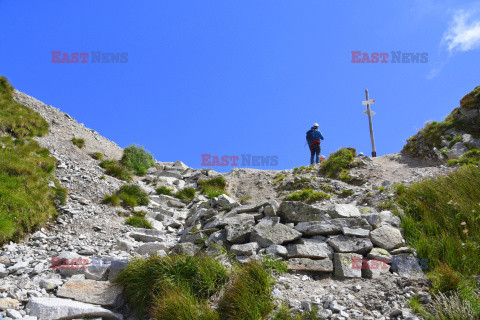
(334, 253, 362, 278)
(6, 309, 22, 319)
(250, 219, 302, 247)
(327, 235, 373, 254)
(231, 242, 259, 256)
(362, 259, 391, 279)
(135, 242, 169, 256)
(278, 201, 330, 223)
(225, 224, 253, 244)
(39, 278, 64, 291)
(329, 204, 361, 218)
(391, 253, 425, 278)
(342, 227, 370, 237)
(129, 229, 165, 243)
(171, 243, 201, 256)
(288, 258, 333, 273)
(367, 247, 392, 264)
(27, 297, 123, 320)
(370, 225, 403, 250)
(286, 242, 333, 259)
(57, 279, 123, 307)
(265, 245, 288, 257)
(295, 218, 371, 236)
(0, 298, 20, 310)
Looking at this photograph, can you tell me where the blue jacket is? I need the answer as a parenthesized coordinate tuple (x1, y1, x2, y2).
(307, 127, 324, 145)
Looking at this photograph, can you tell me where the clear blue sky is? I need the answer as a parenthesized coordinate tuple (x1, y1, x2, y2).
(1, 1, 480, 171)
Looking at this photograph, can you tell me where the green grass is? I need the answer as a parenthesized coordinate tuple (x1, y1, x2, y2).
(319, 148, 356, 179)
(217, 261, 275, 320)
(103, 184, 149, 208)
(341, 189, 354, 197)
(175, 187, 196, 202)
(0, 76, 49, 138)
(71, 137, 85, 148)
(272, 305, 321, 320)
(113, 253, 229, 318)
(198, 176, 228, 199)
(447, 149, 480, 166)
(284, 188, 331, 203)
(125, 215, 152, 229)
(156, 186, 173, 196)
(120, 144, 155, 176)
(0, 77, 65, 244)
(99, 160, 132, 181)
(261, 255, 288, 274)
(396, 166, 480, 318)
(90, 152, 104, 161)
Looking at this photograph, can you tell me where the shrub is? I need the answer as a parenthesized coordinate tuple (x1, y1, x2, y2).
(175, 187, 196, 202)
(341, 189, 354, 197)
(156, 186, 173, 196)
(113, 254, 229, 318)
(447, 149, 480, 166)
(284, 189, 330, 203)
(104, 184, 149, 208)
(218, 261, 275, 320)
(71, 138, 85, 148)
(121, 144, 155, 176)
(198, 176, 228, 199)
(99, 160, 132, 181)
(91, 152, 104, 161)
(125, 215, 152, 229)
(0, 76, 49, 137)
(320, 148, 356, 179)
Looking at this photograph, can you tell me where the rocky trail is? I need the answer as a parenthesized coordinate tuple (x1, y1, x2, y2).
(0, 91, 453, 320)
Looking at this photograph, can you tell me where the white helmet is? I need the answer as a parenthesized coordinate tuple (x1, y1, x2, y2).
(313, 123, 319, 128)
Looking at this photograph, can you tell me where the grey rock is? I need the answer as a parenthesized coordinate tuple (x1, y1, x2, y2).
(327, 235, 373, 254)
(361, 259, 391, 279)
(265, 245, 288, 257)
(116, 239, 134, 252)
(278, 201, 330, 223)
(379, 211, 401, 228)
(365, 213, 382, 228)
(129, 229, 165, 243)
(250, 219, 302, 247)
(367, 247, 392, 264)
(135, 242, 169, 256)
(370, 225, 403, 250)
(288, 258, 333, 273)
(26, 297, 123, 320)
(212, 194, 239, 210)
(231, 242, 259, 256)
(57, 279, 124, 307)
(342, 227, 370, 237)
(225, 224, 254, 244)
(205, 230, 228, 248)
(295, 218, 371, 236)
(446, 142, 468, 159)
(39, 278, 63, 291)
(6, 309, 22, 319)
(391, 253, 425, 278)
(286, 242, 333, 259)
(329, 204, 361, 218)
(334, 253, 362, 278)
(172, 243, 201, 256)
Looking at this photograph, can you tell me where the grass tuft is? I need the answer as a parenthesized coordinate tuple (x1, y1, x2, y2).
(319, 148, 356, 180)
(126, 215, 152, 229)
(71, 137, 85, 148)
(103, 184, 149, 208)
(175, 187, 196, 202)
(284, 188, 330, 203)
(99, 160, 132, 181)
(121, 144, 155, 176)
(198, 176, 228, 199)
(156, 186, 173, 196)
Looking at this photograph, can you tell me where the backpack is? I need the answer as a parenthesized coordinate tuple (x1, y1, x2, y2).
(306, 129, 317, 145)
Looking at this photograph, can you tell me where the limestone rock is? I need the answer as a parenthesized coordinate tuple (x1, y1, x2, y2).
(250, 219, 302, 247)
(278, 201, 330, 223)
(0, 298, 20, 310)
(27, 297, 123, 320)
(327, 235, 373, 254)
(370, 225, 403, 250)
(225, 224, 253, 244)
(286, 242, 333, 259)
(231, 242, 259, 256)
(334, 253, 362, 278)
(57, 279, 123, 307)
(288, 258, 333, 273)
(295, 218, 371, 236)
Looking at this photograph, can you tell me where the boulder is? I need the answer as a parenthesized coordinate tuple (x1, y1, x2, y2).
(364, 213, 382, 228)
(265, 244, 288, 257)
(231, 242, 259, 256)
(379, 211, 401, 228)
(26, 297, 123, 320)
(225, 224, 254, 244)
(205, 230, 228, 248)
(39, 278, 64, 291)
(172, 243, 201, 256)
(329, 204, 361, 218)
(57, 279, 124, 308)
(327, 235, 373, 254)
(446, 142, 468, 159)
(288, 258, 333, 273)
(334, 253, 362, 278)
(135, 242, 169, 256)
(0, 298, 20, 310)
(295, 218, 371, 236)
(250, 219, 302, 248)
(362, 259, 391, 279)
(212, 194, 239, 210)
(370, 225, 403, 250)
(286, 242, 333, 259)
(391, 253, 425, 278)
(278, 201, 330, 223)
(367, 247, 392, 264)
(129, 229, 165, 243)
(203, 214, 255, 230)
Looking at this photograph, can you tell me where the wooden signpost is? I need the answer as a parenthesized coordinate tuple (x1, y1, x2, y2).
(363, 89, 377, 157)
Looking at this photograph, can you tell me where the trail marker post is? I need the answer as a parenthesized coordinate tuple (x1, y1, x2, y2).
(363, 89, 377, 157)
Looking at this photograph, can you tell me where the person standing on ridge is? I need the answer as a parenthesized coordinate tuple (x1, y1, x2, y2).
(306, 123, 324, 165)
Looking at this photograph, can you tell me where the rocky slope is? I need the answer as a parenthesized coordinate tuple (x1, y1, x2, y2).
(0, 90, 454, 320)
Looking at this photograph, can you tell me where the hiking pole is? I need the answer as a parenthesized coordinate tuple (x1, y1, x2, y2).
(363, 89, 377, 157)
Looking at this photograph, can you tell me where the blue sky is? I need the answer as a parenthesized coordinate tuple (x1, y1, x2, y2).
(1, 1, 480, 171)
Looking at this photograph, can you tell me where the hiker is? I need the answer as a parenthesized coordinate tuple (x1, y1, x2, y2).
(306, 123, 324, 165)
